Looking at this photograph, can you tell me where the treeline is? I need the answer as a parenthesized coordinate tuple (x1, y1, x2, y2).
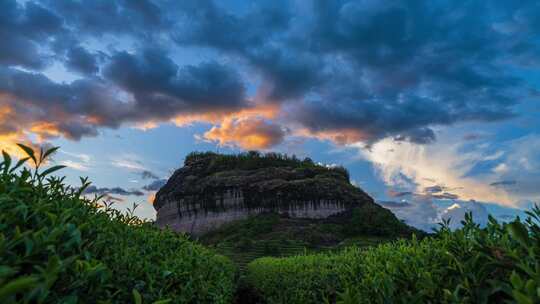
(185, 150, 350, 181)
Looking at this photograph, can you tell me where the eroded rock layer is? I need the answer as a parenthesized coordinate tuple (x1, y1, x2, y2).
(153, 152, 375, 236)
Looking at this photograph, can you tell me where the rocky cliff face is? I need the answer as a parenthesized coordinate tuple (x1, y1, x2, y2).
(153, 152, 376, 236)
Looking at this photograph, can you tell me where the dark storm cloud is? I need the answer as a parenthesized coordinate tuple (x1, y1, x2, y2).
(0, 0, 63, 69)
(299, 1, 535, 143)
(0, 48, 247, 140)
(490, 180, 517, 187)
(102, 194, 125, 203)
(103, 49, 246, 115)
(41, 0, 167, 35)
(172, 1, 321, 101)
(378, 200, 411, 208)
(389, 184, 459, 200)
(142, 179, 167, 191)
(84, 185, 144, 197)
(140, 170, 159, 180)
(0, 0, 169, 72)
(394, 128, 436, 145)
(65, 47, 99, 75)
(388, 190, 413, 198)
(463, 133, 483, 141)
(174, 0, 536, 144)
(0, 67, 103, 139)
(424, 185, 444, 194)
(0, 0, 539, 147)
(432, 192, 460, 200)
(172, 1, 290, 52)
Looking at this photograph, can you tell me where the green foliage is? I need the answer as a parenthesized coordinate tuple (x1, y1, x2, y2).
(201, 213, 281, 244)
(343, 204, 416, 237)
(201, 213, 397, 274)
(185, 151, 350, 181)
(0, 146, 236, 303)
(247, 209, 540, 304)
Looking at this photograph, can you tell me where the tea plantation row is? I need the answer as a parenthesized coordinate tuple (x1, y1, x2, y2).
(0, 146, 235, 303)
(247, 211, 540, 303)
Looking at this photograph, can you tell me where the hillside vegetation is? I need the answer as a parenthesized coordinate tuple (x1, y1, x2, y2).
(0, 146, 235, 303)
(201, 207, 419, 272)
(185, 151, 350, 181)
(247, 211, 540, 304)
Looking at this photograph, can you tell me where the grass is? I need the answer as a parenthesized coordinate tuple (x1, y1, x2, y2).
(0, 145, 236, 303)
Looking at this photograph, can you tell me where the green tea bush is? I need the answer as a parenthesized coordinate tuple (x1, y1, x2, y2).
(247, 211, 540, 303)
(0, 145, 236, 303)
(247, 251, 356, 303)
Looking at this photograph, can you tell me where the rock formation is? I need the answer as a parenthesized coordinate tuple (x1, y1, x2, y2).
(153, 152, 377, 236)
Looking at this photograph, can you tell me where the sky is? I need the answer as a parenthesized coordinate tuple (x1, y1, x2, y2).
(1, 0, 539, 230)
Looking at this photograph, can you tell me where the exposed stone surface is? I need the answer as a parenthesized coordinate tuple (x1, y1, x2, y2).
(153, 152, 376, 236)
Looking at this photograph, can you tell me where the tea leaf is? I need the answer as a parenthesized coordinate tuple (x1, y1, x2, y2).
(133, 289, 142, 304)
(16, 144, 36, 165)
(0, 276, 39, 300)
(40, 165, 66, 177)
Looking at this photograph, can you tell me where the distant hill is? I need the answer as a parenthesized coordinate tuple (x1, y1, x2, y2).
(153, 151, 421, 271)
(153, 151, 413, 233)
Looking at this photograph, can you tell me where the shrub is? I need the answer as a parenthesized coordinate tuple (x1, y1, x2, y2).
(247, 210, 540, 304)
(0, 145, 236, 303)
(236, 237, 254, 250)
(184, 151, 350, 181)
(342, 204, 415, 237)
(247, 251, 356, 303)
(262, 242, 281, 256)
(200, 213, 280, 244)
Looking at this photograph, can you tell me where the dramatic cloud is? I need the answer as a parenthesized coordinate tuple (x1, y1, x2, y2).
(441, 201, 490, 229)
(42, 0, 168, 36)
(424, 185, 444, 194)
(0, 0, 63, 69)
(142, 179, 167, 192)
(486, 135, 540, 201)
(0, 0, 537, 151)
(378, 200, 411, 209)
(381, 195, 524, 231)
(103, 49, 247, 116)
(140, 170, 159, 180)
(203, 116, 287, 149)
(355, 127, 540, 230)
(102, 194, 125, 203)
(175, 0, 537, 145)
(388, 190, 414, 198)
(383, 195, 440, 231)
(65, 46, 100, 75)
(432, 192, 460, 200)
(490, 180, 517, 187)
(0, 53, 247, 138)
(84, 185, 144, 197)
(463, 133, 484, 141)
(359, 137, 514, 206)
